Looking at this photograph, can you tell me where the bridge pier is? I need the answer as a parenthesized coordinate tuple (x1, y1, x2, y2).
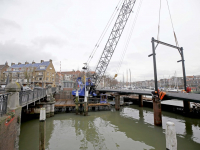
(139, 95, 143, 107)
(183, 101, 190, 115)
(115, 94, 120, 111)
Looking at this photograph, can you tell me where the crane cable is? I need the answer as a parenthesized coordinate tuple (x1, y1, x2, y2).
(157, 0, 162, 41)
(157, 0, 179, 47)
(115, 0, 143, 76)
(87, 0, 123, 66)
(166, 0, 179, 47)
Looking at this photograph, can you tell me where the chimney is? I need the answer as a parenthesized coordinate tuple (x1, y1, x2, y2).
(32, 61, 35, 64)
(41, 60, 44, 63)
(18, 62, 21, 65)
(49, 59, 52, 63)
(11, 63, 15, 66)
(25, 61, 29, 64)
(5, 61, 8, 66)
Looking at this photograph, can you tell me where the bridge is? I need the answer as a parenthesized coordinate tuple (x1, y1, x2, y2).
(0, 85, 57, 116)
(97, 89, 200, 103)
(97, 88, 200, 126)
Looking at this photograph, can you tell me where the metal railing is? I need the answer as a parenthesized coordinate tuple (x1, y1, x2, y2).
(52, 87, 56, 93)
(0, 93, 9, 116)
(19, 88, 48, 106)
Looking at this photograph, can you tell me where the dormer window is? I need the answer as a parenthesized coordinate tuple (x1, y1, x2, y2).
(40, 66, 45, 69)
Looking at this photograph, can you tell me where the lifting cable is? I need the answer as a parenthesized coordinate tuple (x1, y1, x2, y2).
(87, 0, 123, 66)
(115, 0, 143, 77)
(157, 0, 162, 41)
(166, 0, 179, 47)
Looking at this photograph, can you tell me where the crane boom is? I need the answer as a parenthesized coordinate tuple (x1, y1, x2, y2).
(94, 0, 136, 87)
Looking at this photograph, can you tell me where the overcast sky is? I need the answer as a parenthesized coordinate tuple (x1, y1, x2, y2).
(0, 0, 200, 81)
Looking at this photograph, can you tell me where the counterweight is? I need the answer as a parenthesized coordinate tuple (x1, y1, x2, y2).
(94, 0, 136, 87)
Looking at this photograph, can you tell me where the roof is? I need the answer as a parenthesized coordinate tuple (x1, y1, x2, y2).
(8, 61, 50, 72)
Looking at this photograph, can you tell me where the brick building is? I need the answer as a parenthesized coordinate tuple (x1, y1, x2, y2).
(4, 59, 56, 87)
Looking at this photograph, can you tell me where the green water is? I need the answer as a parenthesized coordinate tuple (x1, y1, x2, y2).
(19, 105, 200, 150)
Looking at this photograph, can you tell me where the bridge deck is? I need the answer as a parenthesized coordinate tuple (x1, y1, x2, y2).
(97, 89, 200, 103)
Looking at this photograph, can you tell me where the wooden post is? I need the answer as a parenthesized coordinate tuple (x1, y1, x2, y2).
(39, 108, 46, 150)
(115, 94, 120, 111)
(153, 96, 162, 126)
(84, 91, 88, 116)
(75, 90, 79, 115)
(166, 122, 177, 150)
(139, 95, 143, 107)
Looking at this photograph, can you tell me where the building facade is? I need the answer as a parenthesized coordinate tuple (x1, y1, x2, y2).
(4, 59, 56, 87)
(0, 62, 9, 86)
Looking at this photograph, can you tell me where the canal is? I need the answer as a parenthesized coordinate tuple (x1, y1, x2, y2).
(19, 105, 200, 150)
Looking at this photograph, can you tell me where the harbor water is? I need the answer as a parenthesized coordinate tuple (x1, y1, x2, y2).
(19, 105, 200, 150)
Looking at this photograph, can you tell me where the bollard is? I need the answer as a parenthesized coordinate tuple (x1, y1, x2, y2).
(139, 95, 143, 107)
(39, 108, 46, 150)
(166, 122, 177, 150)
(75, 91, 79, 115)
(153, 96, 162, 126)
(115, 94, 120, 111)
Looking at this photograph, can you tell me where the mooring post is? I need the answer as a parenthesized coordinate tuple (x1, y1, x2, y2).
(166, 122, 177, 150)
(84, 91, 88, 116)
(139, 95, 143, 107)
(115, 94, 120, 111)
(75, 90, 79, 115)
(153, 96, 162, 126)
(39, 108, 46, 150)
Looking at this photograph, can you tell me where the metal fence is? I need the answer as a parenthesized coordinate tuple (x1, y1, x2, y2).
(0, 93, 9, 116)
(19, 88, 48, 106)
(52, 87, 56, 93)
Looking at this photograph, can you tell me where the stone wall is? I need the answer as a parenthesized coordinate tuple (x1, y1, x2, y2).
(0, 107, 21, 150)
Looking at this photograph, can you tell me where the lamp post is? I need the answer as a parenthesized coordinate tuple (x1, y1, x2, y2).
(82, 63, 88, 116)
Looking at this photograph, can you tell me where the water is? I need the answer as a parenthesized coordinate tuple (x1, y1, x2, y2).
(19, 105, 200, 150)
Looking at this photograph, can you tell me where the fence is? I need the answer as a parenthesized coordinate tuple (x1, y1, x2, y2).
(0, 93, 9, 116)
(19, 88, 48, 106)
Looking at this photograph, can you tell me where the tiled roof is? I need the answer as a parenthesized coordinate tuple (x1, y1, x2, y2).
(10, 61, 50, 71)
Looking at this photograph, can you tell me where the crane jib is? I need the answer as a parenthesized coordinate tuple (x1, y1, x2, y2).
(94, 0, 136, 88)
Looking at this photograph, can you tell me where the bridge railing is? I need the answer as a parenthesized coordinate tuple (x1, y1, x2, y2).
(19, 88, 50, 106)
(52, 87, 56, 93)
(0, 93, 9, 116)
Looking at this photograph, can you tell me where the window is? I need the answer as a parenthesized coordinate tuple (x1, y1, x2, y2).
(52, 78, 54, 81)
(47, 72, 49, 76)
(38, 72, 43, 75)
(46, 77, 49, 81)
(40, 66, 45, 69)
(50, 67, 52, 70)
(39, 77, 42, 80)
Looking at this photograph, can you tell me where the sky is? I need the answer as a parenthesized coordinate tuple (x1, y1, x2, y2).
(0, 0, 200, 82)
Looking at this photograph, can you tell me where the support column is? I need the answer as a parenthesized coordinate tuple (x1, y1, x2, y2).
(75, 90, 79, 115)
(50, 104, 54, 117)
(115, 94, 120, 111)
(153, 96, 162, 126)
(84, 91, 88, 116)
(183, 101, 190, 114)
(139, 95, 143, 107)
(39, 108, 46, 150)
(45, 104, 50, 118)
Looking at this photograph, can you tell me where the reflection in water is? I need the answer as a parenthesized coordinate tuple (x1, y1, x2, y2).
(19, 105, 200, 150)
